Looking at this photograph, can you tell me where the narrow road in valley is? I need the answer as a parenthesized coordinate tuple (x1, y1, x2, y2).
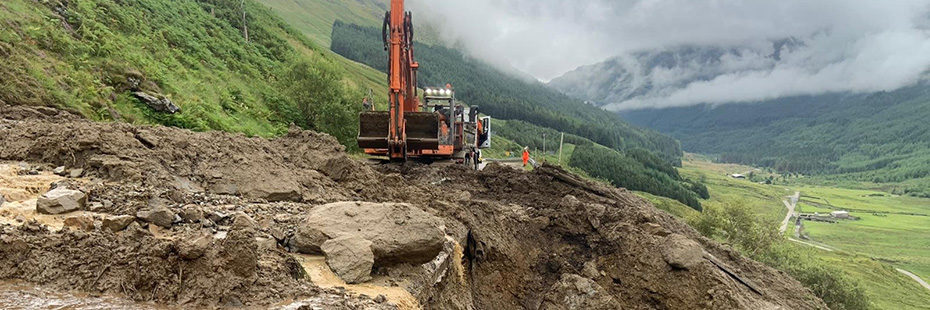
(779, 191, 800, 234)
(896, 268, 930, 292)
(788, 238, 834, 252)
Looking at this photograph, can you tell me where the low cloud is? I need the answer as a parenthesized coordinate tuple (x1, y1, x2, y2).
(408, 0, 930, 109)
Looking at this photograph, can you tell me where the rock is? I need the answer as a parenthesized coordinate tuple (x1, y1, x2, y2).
(63, 215, 95, 231)
(255, 236, 277, 251)
(180, 206, 204, 223)
(292, 202, 445, 266)
(87, 202, 105, 212)
(374, 294, 386, 303)
(47, 180, 76, 191)
(208, 180, 238, 195)
(560, 195, 581, 208)
(132, 91, 180, 113)
(661, 234, 704, 270)
(102, 215, 135, 232)
(321, 235, 374, 284)
(539, 273, 621, 310)
(582, 261, 600, 279)
(643, 222, 670, 237)
(231, 212, 257, 229)
(178, 234, 212, 260)
(269, 227, 286, 242)
(53, 166, 66, 176)
(0, 194, 4, 208)
(136, 207, 177, 228)
(36, 188, 87, 214)
(205, 210, 228, 223)
(69, 168, 84, 178)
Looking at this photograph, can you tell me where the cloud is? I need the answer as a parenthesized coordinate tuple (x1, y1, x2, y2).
(408, 0, 930, 108)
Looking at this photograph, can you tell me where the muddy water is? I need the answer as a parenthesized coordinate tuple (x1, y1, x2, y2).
(0, 281, 169, 309)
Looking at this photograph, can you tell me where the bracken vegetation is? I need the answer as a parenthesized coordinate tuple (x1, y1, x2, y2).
(0, 0, 363, 147)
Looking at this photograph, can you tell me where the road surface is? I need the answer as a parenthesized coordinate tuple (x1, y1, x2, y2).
(788, 238, 834, 252)
(779, 191, 800, 234)
(896, 268, 930, 292)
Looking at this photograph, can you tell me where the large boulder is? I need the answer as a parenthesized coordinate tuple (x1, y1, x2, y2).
(322, 235, 374, 284)
(539, 273, 621, 310)
(291, 201, 444, 266)
(36, 188, 87, 214)
(661, 234, 704, 270)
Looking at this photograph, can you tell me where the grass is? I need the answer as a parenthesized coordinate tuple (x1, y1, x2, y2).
(681, 155, 930, 309)
(255, 0, 384, 48)
(0, 0, 371, 144)
(798, 186, 930, 287)
(680, 156, 789, 223)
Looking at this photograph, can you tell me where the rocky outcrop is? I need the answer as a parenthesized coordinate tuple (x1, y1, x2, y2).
(36, 188, 86, 214)
(321, 235, 374, 284)
(291, 201, 444, 266)
(133, 91, 180, 114)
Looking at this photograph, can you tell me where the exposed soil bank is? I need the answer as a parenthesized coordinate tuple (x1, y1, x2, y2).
(0, 103, 827, 309)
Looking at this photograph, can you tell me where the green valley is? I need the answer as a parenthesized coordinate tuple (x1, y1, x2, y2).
(675, 156, 930, 310)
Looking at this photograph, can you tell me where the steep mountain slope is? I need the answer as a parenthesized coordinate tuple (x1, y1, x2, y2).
(619, 86, 930, 196)
(0, 0, 371, 146)
(548, 42, 801, 108)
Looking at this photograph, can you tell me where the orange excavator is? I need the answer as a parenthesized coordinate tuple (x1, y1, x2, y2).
(358, 0, 490, 161)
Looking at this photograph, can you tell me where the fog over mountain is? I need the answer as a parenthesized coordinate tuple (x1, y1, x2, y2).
(409, 0, 930, 109)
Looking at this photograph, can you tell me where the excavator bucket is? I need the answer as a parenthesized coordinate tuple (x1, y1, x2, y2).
(358, 111, 390, 149)
(358, 111, 441, 151)
(404, 112, 441, 150)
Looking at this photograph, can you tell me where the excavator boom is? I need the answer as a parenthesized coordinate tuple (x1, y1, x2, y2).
(358, 0, 443, 160)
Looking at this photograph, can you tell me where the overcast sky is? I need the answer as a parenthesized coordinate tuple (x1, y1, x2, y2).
(408, 0, 930, 109)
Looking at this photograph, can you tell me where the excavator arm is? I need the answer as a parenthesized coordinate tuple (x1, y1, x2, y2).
(359, 0, 441, 160)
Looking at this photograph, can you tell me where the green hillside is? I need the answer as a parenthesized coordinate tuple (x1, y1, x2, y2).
(621, 86, 930, 197)
(0, 0, 371, 147)
(256, 0, 384, 48)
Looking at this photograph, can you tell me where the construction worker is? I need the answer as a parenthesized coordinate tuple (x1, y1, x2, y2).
(474, 149, 481, 170)
(522, 146, 530, 167)
(464, 148, 472, 166)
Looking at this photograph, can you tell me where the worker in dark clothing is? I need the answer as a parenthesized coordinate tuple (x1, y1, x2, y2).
(473, 149, 481, 170)
(464, 149, 472, 166)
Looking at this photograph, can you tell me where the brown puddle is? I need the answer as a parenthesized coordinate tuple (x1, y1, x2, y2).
(292, 254, 421, 310)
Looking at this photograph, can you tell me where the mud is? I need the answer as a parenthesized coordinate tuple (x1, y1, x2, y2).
(0, 103, 827, 309)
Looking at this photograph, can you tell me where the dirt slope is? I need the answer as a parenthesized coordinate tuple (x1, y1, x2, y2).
(0, 103, 827, 309)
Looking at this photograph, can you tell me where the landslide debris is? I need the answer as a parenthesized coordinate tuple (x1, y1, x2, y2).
(292, 202, 445, 266)
(0, 103, 828, 309)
